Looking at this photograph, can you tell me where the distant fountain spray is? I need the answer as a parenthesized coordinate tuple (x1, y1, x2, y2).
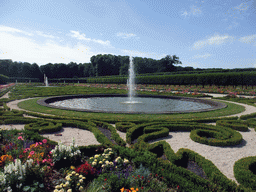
(45, 77, 49, 87)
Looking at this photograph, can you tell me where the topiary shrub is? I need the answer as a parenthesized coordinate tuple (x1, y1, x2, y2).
(24, 120, 62, 134)
(115, 122, 136, 132)
(216, 120, 248, 132)
(234, 156, 256, 190)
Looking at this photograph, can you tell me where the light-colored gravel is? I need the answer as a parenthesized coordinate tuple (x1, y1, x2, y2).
(0, 124, 25, 130)
(148, 128, 256, 183)
(40, 127, 101, 146)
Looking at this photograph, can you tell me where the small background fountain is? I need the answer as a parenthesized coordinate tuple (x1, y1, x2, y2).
(45, 77, 49, 87)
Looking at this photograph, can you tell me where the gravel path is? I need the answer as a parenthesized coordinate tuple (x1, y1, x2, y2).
(148, 128, 256, 183)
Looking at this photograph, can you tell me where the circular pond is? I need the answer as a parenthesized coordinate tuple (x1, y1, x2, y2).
(37, 94, 226, 114)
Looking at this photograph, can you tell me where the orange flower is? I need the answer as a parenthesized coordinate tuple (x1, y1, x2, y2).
(0, 154, 13, 166)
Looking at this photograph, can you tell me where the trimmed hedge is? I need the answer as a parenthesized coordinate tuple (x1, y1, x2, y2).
(91, 120, 127, 147)
(126, 122, 243, 147)
(115, 122, 136, 132)
(0, 74, 9, 84)
(24, 120, 63, 134)
(216, 120, 249, 132)
(234, 156, 256, 190)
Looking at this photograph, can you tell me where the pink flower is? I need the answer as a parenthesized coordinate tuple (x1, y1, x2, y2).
(42, 159, 47, 163)
(42, 139, 47, 144)
(49, 151, 52, 154)
(19, 155, 23, 159)
(47, 159, 52, 162)
(30, 151, 35, 155)
(39, 142, 42, 145)
(35, 142, 39, 147)
(18, 136, 24, 141)
(23, 149, 27, 153)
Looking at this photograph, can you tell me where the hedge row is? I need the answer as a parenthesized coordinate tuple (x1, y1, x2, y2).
(24, 120, 63, 134)
(234, 156, 256, 190)
(87, 71, 256, 86)
(126, 122, 243, 147)
(216, 120, 249, 132)
(0, 74, 9, 84)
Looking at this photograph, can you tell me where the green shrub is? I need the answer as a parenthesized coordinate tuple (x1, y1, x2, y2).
(115, 122, 136, 132)
(216, 120, 248, 132)
(234, 156, 256, 190)
(24, 120, 62, 134)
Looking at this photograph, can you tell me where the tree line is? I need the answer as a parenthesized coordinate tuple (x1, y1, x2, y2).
(0, 54, 182, 80)
(1, 54, 256, 83)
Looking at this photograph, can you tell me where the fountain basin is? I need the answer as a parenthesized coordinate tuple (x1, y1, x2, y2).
(37, 94, 227, 114)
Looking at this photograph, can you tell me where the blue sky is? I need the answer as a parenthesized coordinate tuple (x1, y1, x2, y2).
(0, 0, 255, 69)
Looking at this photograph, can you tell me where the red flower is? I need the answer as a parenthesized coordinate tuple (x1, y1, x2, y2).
(141, 187, 144, 189)
(105, 178, 107, 181)
(141, 176, 144, 179)
(138, 175, 140, 178)
(155, 174, 158, 177)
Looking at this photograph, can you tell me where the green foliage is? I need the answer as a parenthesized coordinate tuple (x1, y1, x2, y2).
(87, 71, 256, 86)
(234, 156, 256, 190)
(0, 74, 9, 84)
(216, 120, 248, 132)
(115, 122, 136, 132)
(24, 120, 62, 134)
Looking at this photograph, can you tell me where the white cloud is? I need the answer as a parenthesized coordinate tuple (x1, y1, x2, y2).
(36, 31, 55, 38)
(117, 32, 137, 39)
(0, 25, 33, 36)
(121, 49, 166, 60)
(70, 30, 112, 46)
(193, 53, 211, 59)
(0, 28, 94, 65)
(239, 34, 256, 44)
(192, 34, 235, 49)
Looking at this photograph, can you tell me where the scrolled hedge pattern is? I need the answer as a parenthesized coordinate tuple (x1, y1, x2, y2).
(115, 121, 136, 132)
(24, 120, 62, 134)
(216, 120, 249, 132)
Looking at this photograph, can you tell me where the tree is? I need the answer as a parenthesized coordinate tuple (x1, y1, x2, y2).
(31, 63, 43, 80)
(159, 55, 182, 72)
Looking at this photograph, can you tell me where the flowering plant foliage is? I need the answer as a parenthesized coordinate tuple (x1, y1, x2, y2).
(53, 171, 86, 192)
(51, 138, 81, 166)
(75, 161, 96, 178)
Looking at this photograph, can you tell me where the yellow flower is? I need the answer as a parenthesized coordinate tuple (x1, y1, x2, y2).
(72, 171, 76, 175)
(79, 186, 83, 191)
(67, 189, 72, 192)
(77, 182, 80, 186)
(70, 166, 76, 170)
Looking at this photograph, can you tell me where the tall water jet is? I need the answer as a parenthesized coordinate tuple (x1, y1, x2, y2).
(127, 55, 136, 102)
